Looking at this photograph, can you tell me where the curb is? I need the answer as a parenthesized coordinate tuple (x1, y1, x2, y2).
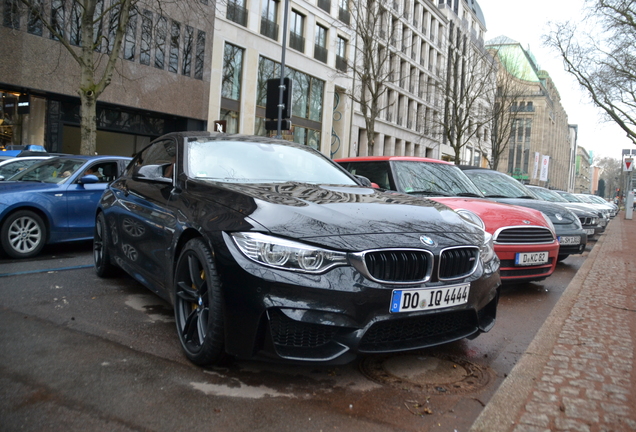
(469, 225, 608, 432)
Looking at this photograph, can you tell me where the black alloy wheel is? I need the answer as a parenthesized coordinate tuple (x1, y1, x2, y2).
(1, 210, 46, 259)
(174, 238, 226, 366)
(94, 212, 118, 277)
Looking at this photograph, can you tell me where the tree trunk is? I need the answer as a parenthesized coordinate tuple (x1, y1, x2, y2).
(79, 91, 97, 155)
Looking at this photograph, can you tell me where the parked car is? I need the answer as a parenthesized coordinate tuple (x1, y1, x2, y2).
(0, 155, 54, 181)
(335, 156, 560, 284)
(0, 155, 131, 258)
(0, 144, 47, 157)
(459, 166, 592, 262)
(585, 194, 618, 217)
(95, 132, 501, 366)
(526, 185, 607, 236)
(572, 193, 616, 220)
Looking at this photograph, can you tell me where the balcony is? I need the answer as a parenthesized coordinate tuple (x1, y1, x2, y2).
(339, 8, 350, 25)
(260, 17, 279, 40)
(227, 3, 248, 27)
(314, 44, 328, 63)
(336, 54, 347, 72)
(290, 32, 305, 53)
(317, 0, 331, 13)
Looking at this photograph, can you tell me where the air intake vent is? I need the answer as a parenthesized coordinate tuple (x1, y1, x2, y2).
(495, 227, 555, 244)
(439, 247, 479, 280)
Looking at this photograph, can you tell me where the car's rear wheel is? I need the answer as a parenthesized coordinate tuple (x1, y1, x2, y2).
(94, 212, 118, 277)
(174, 238, 226, 366)
(1, 210, 46, 259)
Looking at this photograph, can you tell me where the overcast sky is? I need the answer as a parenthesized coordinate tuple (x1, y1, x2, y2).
(477, 0, 633, 161)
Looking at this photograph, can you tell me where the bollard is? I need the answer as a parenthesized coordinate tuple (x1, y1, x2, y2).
(626, 190, 634, 220)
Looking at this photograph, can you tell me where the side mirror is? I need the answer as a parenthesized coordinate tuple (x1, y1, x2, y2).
(79, 174, 99, 184)
(354, 175, 372, 187)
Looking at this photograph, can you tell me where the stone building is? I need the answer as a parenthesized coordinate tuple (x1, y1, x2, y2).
(487, 36, 573, 190)
(0, 1, 214, 155)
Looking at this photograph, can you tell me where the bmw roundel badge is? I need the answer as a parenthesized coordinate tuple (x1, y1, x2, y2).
(420, 235, 436, 246)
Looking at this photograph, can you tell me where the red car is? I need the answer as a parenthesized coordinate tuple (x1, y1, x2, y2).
(336, 156, 560, 284)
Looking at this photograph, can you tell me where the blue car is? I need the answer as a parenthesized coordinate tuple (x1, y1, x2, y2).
(0, 155, 131, 258)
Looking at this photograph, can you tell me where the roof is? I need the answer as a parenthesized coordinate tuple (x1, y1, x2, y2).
(334, 156, 453, 165)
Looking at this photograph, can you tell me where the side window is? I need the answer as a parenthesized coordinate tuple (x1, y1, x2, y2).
(131, 139, 176, 180)
(81, 162, 120, 183)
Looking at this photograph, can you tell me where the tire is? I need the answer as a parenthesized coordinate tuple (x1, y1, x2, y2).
(174, 238, 226, 366)
(557, 254, 569, 262)
(1, 210, 46, 259)
(94, 212, 118, 277)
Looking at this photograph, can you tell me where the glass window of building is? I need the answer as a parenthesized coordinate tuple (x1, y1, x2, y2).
(168, 20, 181, 73)
(194, 31, 206, 80)
(182, 25, 195, 76)
(336, 36, 347, 71)
(51, 0, 65, 39)
(314, 24, 328, 63)
(124, 9, 138, 60)
(261, 0, 278, 40)
(27, 0, 43, 35)
(222, 43, 244, 100)
(289, 10, 305, 52)
(140, 11, 153, 66)
(70, 1, 82, 46)
(155, 16, 168, 69)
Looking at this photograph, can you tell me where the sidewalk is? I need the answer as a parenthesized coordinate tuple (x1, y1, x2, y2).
(471, 214, 636, 432)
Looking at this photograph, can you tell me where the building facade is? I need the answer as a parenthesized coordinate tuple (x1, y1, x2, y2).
(574, 145, 592, 193)
(1, 0, 214, 155)
(487, 37, 572, 190)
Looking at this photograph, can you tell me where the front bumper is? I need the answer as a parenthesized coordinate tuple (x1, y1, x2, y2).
(494, 241, 559, 284)
(217, 239, 501, 364)
(555, 227, 588, 255)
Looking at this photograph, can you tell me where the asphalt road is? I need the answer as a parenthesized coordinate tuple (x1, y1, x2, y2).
(0, 239, 591, 432)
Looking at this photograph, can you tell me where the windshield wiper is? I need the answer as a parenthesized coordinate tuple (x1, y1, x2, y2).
(483, 194, 509, 198)
(455, 192, 482, 197)
(405, 190, 450, 196)
(516, 195, 537, 199)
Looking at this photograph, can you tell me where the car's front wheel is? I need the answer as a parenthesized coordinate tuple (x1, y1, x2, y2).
(1, 210, 46, 259)
(94, 212, 118, 277)
(557, 254, 569, 262)
(174, 238, 226, 366)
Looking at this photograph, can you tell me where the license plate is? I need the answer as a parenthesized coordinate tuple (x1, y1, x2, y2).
(390, 283, 470, 313)
(558, 236, 581, 245)
(515, 251, 549, 266)
(585, 228, 595, 235)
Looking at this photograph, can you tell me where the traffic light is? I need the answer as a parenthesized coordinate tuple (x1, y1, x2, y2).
(266, 77, 292, 120)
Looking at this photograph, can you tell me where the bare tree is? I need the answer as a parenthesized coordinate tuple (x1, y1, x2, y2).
(486, 45, 536, 170)
(544, 0, 636, 146)
(14, 0, 209, 155)
(595, 155, 623, 198)
(340, 0, 409, 155)
(433, 26, 497, 165)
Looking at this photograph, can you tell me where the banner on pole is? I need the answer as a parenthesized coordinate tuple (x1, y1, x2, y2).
(532, 152, 540, 179)
(539, 155, 550, 182)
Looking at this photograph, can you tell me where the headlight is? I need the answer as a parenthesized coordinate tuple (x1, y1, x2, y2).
(540, 212, 557, 234)
(456, 209, 485, 230)
(231, 232, 348, 273)
(480, 231, 496, 263)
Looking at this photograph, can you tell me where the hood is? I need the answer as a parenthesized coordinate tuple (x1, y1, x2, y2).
(432, 197, 550, 233)
(484, 198, 579, 225)
(190, 181, 484, 250)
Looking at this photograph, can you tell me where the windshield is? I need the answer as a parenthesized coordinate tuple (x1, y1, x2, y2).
(393, 161, 484, 197)
(555, 191, 581, 202)
(463, 170, 539, 199)
(528, 186, 568, 203)
(588, 195, 609, 204)
(186, 139, 356, 185)
(9, 157, 85, 184)
(574, 194, 594, 203)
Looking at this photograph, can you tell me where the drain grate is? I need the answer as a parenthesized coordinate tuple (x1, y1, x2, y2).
(359, 352, 492, 395)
